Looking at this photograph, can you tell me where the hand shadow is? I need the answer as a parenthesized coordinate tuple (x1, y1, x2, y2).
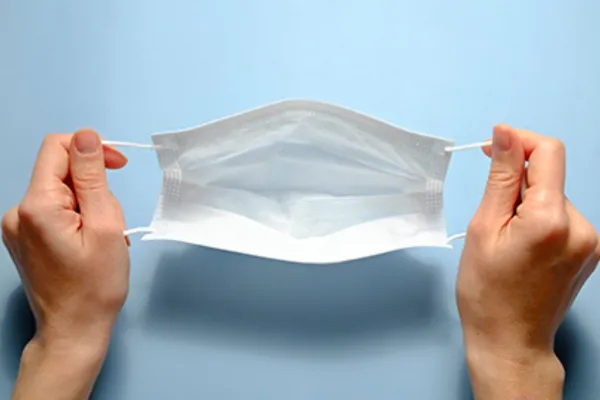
(143, 244, 447, 351)
(457, 313, 600, 400)
(0, 287, 35, 384)
(0, 286, 127, 400)
(555, 313, 600, 398)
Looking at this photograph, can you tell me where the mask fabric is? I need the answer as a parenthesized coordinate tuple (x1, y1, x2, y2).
(110, 100, 478, 263)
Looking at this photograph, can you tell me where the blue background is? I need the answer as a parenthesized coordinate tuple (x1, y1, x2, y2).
(1, 1, 599, 398)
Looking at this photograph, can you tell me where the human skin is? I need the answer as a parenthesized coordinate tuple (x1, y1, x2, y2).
(2, 126, 598, 399)
(457, 125, 600, 399)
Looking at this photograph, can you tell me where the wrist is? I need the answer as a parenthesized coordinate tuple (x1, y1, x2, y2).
(13, 337, 109, 400)
(38, 313, 116, 351)
(23, 335, 109, 375)
(465, 342, 564, 400)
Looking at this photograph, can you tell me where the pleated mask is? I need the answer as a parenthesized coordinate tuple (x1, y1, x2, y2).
(104, 100, 489, 263)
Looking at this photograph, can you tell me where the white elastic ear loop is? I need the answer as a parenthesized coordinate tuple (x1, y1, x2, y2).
(102, 140, 159, 150)
(102, 140, 160, 237)
(444, 140, 491, 245)
(124, 227, 155, 236)
(446, 233, 466, 244)
(445, 140, 492, 153)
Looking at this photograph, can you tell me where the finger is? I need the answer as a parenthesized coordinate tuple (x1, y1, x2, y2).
(482, 129, 546, 159)
(482, 129, 560, 164)
(28, 134, 71, 192)
(69, 129, 121, 228)
(483, 129, 566, 207)
(524, 140, 566, 211)
(565, 201, 599, 263)
(103, 145, 129, 169)
(476, 124, 525, 227)
(482, 140, 492, 158)
(517, 130, 566, 195)
(41, 133, 128, 170)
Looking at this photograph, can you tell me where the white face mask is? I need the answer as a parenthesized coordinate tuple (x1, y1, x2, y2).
(105, 100, 488, 264)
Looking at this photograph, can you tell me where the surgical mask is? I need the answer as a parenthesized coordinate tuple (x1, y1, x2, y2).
(104, 100, 489, 264)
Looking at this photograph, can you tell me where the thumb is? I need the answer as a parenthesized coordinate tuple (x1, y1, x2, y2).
(476, 124, 525, 227)
(69, 129, 117, 227)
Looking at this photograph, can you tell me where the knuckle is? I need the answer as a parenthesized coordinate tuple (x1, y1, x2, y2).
(543, 137, 566, 154)
(0, 216, 7, 235)
(1, 214, 18, 247)
(17, 199, 44, 227)
(99, 286, 129, 312)
(1, 208, 16, 235)
(571, 226, 598, 261)
(42, 133, 62, 146)
(487, 168, 520, 188)
(466, 217, 490, 241)
(73, 172, 107, 192)
(530, 208, 569, 244)
(466, 219, 484, 238)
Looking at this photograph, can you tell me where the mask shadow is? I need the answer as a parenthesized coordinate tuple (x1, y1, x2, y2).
(0, 286, 128, 400)
(456, 313, 600, 400)
(143, 244, 447, 349)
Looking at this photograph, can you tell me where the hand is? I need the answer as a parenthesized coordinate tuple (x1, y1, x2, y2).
(2, 129, 130, 399)
(457, 125, 600, 399)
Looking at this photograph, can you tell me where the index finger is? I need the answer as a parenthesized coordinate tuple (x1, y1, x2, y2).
(28, 134, 70, 193)
(28, 133, 129, 192)
(515, 129, 566, 196)
(482, 127, 566, 196)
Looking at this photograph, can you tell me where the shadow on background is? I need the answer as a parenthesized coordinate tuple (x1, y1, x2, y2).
(0, 287, 34, 383)
(457, 313, 600, 400)
(555, 313, 600, 399)
(0, 286, 127, 400)
(143, 244, 447, 350)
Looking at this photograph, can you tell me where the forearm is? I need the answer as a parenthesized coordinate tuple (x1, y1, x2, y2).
(466, 344, 564, 400)
(12, 337, 108, 400)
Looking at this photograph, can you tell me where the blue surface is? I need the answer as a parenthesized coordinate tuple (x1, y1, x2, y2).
(1, 1, 599, 399)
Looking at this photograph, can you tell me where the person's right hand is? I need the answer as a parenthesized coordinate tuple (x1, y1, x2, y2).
(2, 129, 130, 400)
(457, 125, 600, 399)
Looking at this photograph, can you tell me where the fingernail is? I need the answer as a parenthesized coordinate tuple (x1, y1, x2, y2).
(74, 130, 100, 154)
(492, 129, 512, 154)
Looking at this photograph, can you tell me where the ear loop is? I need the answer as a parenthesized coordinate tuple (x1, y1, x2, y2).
(102, 140, 160, 237)
(105, 139, 494, 241)
(444, 139, 492, 245)
(123, 227, 156, 236)
(102, 140, 160, 150)
(444, 140, 492, 153)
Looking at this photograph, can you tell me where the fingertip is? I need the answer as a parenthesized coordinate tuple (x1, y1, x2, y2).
(75, 127, 99, 135)
(72, 128, 101, 145)
(491, 125, 514, 152)
(493, 124, 514, 135)
(72, 129, 102, 155)
(103, 146, 129, 169)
